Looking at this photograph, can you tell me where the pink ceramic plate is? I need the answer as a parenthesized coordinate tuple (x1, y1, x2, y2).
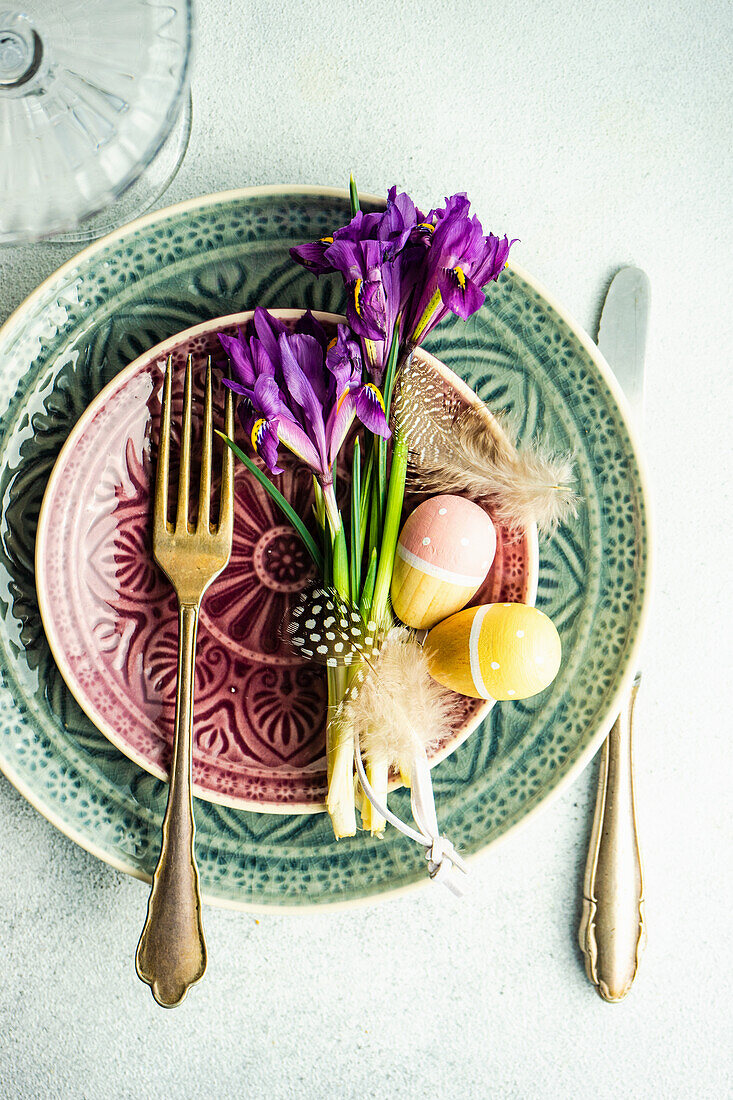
(36, 311, 538, 812)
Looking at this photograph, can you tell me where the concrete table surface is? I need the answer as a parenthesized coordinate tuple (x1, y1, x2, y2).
(1, 2, 731, 1097)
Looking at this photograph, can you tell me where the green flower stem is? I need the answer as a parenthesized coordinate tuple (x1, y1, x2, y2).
(377, 436, 387, 518)
(369, 468, 381, 563)
(312, 474, 326, 532)
(323, 482, 342, 539)
(322, 508, 332, 587)
(216, 433, 323, 573)
(382, 329, 401, 418)
(359, 441, 374, 555)
(349, 174, 360, 217)
(376, 332, 401, 517)
(350, 439, 361, 603)
(359, 547, 377, 620)
(370, 432, 409, 626)
(331, 525, 349, 602)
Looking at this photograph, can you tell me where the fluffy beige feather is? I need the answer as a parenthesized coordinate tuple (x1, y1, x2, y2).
(393, 357, 577, 533)
(339, 626, 456, 772)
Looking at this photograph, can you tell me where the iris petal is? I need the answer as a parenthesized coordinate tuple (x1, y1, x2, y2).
(251, 418, 284, 475)
(325, 393, 357, 466)
(278, 333, 328, 461)
(276, 414, 323, 470)
(219, 332, 256, 387)
(437, 266, 484, 319)
(354, 383, 391, 438)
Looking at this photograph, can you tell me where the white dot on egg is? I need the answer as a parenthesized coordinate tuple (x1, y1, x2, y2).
(536, 655, 544, 664)
(438, 507, 447, 515)
(490, 661, 500, 670)
(507, 689, 516, 696)
(516, 629, 525, 638)
(422, 536, 431, 546)
(460, 537, 469, 546)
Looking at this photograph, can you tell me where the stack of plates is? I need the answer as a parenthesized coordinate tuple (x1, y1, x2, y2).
(0, 187, 650, 909)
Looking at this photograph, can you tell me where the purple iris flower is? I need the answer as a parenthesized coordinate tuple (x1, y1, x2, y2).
(403, 194, 516, 345)
(290, 187, 514, 379)
(219, 309, 390, 533)
(290, 187, 424, 382)
(289, 205, 385, 275)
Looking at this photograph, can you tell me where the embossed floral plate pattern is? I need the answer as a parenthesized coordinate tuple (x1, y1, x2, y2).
(0, 187, 650, 908)
(35, 313, 536, 812)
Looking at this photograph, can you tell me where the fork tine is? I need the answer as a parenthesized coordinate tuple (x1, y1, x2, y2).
(176, 354, 193, 532)
(218, 382, 234, 535)
(197, 358, 213, 532)
(155, 357, 173, 538)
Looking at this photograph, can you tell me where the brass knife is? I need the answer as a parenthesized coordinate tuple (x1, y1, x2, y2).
(579, 266, 650, 1001)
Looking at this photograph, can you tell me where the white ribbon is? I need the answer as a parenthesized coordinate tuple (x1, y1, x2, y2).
(354, 742, 468, 896)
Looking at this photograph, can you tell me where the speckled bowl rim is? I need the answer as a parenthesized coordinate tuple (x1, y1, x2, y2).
(34, 308, 539, 814)
(0, 185, 653, 910)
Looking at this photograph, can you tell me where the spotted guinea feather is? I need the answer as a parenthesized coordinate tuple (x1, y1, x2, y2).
(393, 357, 577, 533)
(286, 587, 385, 667)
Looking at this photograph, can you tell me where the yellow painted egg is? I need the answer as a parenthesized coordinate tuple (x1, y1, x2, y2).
(391, 494, 496, 630)
(425, 602, 561, 701)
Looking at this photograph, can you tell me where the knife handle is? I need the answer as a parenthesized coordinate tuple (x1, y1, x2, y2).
(579, 673, 645, 1001)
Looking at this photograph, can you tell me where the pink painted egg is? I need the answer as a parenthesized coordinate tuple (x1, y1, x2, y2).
(391, 494, 496, 629)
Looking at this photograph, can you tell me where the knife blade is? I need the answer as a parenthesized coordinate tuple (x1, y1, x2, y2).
(578, 265, 650, 1002)
(597, 266, 650, 427)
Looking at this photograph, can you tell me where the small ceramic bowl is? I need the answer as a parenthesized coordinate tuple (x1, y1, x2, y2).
(35, 310, 538, 813)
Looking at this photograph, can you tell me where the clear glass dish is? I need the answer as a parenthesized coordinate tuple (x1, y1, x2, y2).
(0, 1, 193, 243)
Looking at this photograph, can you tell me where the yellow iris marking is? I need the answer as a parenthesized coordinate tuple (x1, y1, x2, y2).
(411, 287, 443, 344)
(320, 236, 334, 244)
(326, 337, 338, 352)
(251, 417, 267, 452)
(364, 338, 378, 370)
(353, 278, 363, 316)
(418, 222, 435, 233)
(453, 265, 466, 290)
(336, 387, 350, 414)
(365, 383, 385, 411)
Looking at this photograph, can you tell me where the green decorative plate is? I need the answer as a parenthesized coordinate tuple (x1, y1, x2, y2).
(0, 186, 651, 909)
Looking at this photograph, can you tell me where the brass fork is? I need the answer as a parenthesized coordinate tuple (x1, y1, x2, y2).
(136, 354, 234, 1008)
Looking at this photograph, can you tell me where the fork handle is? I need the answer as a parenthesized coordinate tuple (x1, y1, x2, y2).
(136, 603, 207, 1007)
(579, 673, 645, 1001)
